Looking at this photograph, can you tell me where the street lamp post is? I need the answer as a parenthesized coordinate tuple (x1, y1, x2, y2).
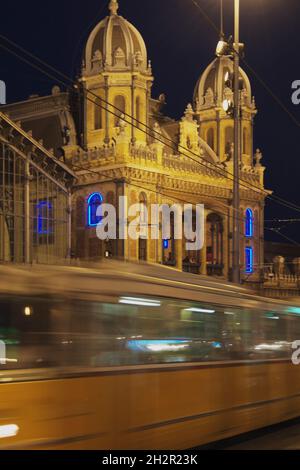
(232, 0, 241, 284)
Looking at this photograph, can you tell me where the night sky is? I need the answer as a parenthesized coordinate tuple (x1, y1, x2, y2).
(1, 0, 300, 244)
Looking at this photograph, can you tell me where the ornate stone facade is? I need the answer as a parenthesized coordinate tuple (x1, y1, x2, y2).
(0, 0, 268, 282)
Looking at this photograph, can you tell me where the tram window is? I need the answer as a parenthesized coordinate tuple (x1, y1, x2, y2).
(0, 296, 58, 370)
(65, 298, 230, 366)
(60, 297, 288, 367)
(0, 294, 293, 374)
(218, 308, 260, 360)
(289, 315, 300, 344)
(255, 311, 291, 358)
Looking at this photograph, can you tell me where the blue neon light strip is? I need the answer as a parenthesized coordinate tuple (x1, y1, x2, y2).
(87, 192, 103, 227)
(37, 201, 52, 235)
(245, 208, 254, 237)
(245, 247, 254, 273)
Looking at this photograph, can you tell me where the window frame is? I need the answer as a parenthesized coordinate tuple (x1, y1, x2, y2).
(87, 192, 103, 227)
(245, 246, 254, 274)
(245, 208, 254, 238)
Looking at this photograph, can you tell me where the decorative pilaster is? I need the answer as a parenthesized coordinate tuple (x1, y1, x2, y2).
(104, 75, 110, 144)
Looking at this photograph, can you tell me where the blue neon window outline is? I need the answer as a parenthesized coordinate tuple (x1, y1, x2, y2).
(245, 247, 254, 274)
(87, 192, 103, 227)
(36, 201, 53, 235)
(245, 208, 254, 237)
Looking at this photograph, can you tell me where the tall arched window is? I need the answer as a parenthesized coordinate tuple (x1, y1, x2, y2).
(245, 208, 254, 237)
(87, 193, 103, 227)
(207, 128, 215, 151)
(245, 246, 254, 273)
(35, 200, 54, 245)
(36, 201, 53, 235)
(139, 192, 147, 225)
(94, 97, 102, 130)
(114, 95, 126, 126)
(136, 96, 141, 129)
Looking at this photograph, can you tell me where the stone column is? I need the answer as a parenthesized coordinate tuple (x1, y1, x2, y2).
(156, 186, 163, 264)
(175, 237, 183, 271)
(24, 158, 31, 264)
(67, 191, 72, 260)
(200, 237, 207, 275)
(131, 75, 136, 144)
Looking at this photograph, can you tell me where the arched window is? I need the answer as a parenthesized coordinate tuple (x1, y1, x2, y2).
(245, 208, 254, 237)
(36, 201, 53, 235)
(207, 128, 214, 151)
(94, 97, 102, 130)
(206, 213, 223, 274)
(136, 96, 141, 129)
(245, 246, 254, 274)
(87, 193, 103, 227)
(139, 192, 147, 225)
(114, 95, 126, 126)
(139, 192, 147, 261)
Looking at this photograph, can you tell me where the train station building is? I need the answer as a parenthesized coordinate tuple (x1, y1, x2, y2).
(0, 0, 267, 283)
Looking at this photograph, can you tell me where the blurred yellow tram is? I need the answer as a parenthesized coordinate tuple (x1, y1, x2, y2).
(0, 261, 300, 449)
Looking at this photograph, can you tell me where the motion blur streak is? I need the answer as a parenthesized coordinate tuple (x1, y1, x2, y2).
(0, 425, 19, 439)
(0, 261, 299, 450)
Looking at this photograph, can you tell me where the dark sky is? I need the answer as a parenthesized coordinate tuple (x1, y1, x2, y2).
(1, 0, 300, 244)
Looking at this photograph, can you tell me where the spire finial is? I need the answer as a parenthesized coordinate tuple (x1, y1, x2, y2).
(109, 0, 119, 16)
(220, 0, 224, 39)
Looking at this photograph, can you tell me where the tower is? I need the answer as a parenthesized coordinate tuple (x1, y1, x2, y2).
(193, 54, 257, 166)
(80, 0, 153, 149)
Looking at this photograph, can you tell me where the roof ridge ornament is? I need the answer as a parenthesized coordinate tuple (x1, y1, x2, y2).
(109, 0, 119, 16)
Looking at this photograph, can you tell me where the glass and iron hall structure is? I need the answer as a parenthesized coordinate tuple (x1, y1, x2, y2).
(0, 112, 74, 264)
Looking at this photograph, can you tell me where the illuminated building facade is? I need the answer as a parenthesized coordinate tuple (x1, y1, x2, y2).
(1, 0, 267, 281)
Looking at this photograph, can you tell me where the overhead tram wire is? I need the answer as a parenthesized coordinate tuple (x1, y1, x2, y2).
(0, 34, 267, 202)
(70, 161, 260, 232)
(1, 35, 300, 219)
(1, 26, 300, 215)
(1, 24, 298, 240)
(1, 34, 300, 216)
(1, 36, 300, 216)
(0, 41, 268, 213)
(265, 218, 300, 224)
(191, 0, 300, 133)
(189, 0, 300, 212)
(265, 228, 300, 247)
(0, 42, 247, 226)
(70, 151, 267, 234)
(70, 2, 108, 78)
